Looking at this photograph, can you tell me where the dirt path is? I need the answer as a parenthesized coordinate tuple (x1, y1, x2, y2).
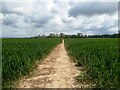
(17, 39, 89, 88)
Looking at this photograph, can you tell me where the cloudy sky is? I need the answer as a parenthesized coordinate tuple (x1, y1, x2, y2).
(0, 0, 119, 38)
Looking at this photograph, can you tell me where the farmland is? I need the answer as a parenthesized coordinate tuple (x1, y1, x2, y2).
(2, 38, 60, 88)
(2, 38, 120, 88)
(65, 38, 120, 88)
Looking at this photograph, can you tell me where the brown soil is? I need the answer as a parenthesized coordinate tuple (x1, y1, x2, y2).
(17, 39, 91, 88)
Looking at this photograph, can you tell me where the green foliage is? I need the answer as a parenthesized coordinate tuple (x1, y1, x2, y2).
(2, 38, 60, 88)
(76, 72, 92, 84)
(65, 38, 120, 88)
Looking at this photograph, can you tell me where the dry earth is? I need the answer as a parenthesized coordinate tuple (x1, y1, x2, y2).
(17, 39, 91, 88)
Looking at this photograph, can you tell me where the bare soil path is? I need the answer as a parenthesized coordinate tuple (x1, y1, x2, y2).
(17, 39, 89, 88)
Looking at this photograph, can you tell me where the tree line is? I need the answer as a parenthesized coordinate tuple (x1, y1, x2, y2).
(32, 32, 120, 38)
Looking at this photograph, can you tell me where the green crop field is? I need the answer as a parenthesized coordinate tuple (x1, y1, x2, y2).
(2, 38, 60, 88)
(2, 38, 120, 88)
(65, 38, 120, 88)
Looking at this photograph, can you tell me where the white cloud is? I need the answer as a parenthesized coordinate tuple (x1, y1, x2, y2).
(0, 13, 4, 23)
(1, 1, 118, 37)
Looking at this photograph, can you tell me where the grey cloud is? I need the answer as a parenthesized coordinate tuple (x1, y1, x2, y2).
(3, 14, 18, 27)
(31, 15, 53, 28)
(1, 2, 27, 15)
(75, 24, 117, 35)
(23, 16, 31, 23)
(69, 2, 118, 17)
(2, 24, 30, 38)
(87, 26, 116, 34)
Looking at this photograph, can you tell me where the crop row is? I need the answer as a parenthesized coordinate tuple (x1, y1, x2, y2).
(65, 38, 120, 88)
(2, 38, 60, 88)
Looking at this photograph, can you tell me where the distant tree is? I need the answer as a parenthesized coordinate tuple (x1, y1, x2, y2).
(49, 33, 56, 38)
(118, 30, 120, 38)
(71, 35, 77, 38)
(77, 33, 83, 38)
(55, 34, 59, 37)
(59, 33, 65, 38)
